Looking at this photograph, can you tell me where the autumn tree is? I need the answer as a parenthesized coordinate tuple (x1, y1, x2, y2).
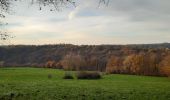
(106, 55, 123, 74)
(61, 53, 85, 71)
(55, 61, 63, 69)
(123, 52, 162, 76)
(123, 55, 132, 74)
(45, 60, 56, 68)
(123, 53, 146, 75)
(145, 52, 161, 76)
(83, 56, 106, 71)
(86, 56, 98, 70)
(160, 55, 170, 77)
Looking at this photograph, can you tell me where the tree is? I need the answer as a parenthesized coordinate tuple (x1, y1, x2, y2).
(55, 61, 63, 69)
(61, 53, 85, 71)
(0, 0, 15, 45)
(0, 0, 10, 17)
(123, 53, 146, 75)
(123, 52, 162, 76)
(0, 0, 109, 14)
(123, 55, 132, 74)
(0, 0, 109, 44)
(146, 52, 161, 76)
(45, 60, 56, 68)
(160, 55, 170, 77)
(84, 56, 106, 71)
(106, 55, 123, 74)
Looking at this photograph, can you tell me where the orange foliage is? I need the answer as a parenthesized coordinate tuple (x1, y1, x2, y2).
(160, 55, 170, 76)
(106, 56, 123, 73)
(45, 60, 56, 68)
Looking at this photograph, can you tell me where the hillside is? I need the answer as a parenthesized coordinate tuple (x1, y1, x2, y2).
(0, 43, 170, 77)
(0, 43, 170, 67)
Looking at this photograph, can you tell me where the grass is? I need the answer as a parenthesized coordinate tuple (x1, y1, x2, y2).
(0, 67, 170, 100)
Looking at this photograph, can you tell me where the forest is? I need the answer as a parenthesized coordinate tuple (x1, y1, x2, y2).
(0, 43, 170, 77)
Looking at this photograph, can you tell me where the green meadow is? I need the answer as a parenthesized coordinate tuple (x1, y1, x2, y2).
(0, 67, 170, 100)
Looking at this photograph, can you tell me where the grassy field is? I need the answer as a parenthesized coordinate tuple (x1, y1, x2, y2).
(0, 68, 170, 100)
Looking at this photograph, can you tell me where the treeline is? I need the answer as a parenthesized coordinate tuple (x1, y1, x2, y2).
(46, 50, 170, 77)
(0, 43, 170, 76)
(106, 51, 170, 76)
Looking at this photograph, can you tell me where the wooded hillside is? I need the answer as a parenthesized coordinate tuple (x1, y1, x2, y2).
(0, 43, 170, 76)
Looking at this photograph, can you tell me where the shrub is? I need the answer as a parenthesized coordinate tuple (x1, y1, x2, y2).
(63, 72, 74, 79)
(76, 71, 101, 79)
(45, 61, 56, 68)
(48, 74, 52, 79)
(160, 66, 170, 77)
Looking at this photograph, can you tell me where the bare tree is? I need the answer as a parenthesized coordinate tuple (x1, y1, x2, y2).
(35, 0, 76, 11)
(0, 0, 109, 15)
(0, 0, 14, 45)
(0, 0, 109, 45)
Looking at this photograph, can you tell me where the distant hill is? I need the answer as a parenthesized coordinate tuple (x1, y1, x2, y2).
(0, 43, 170, 67)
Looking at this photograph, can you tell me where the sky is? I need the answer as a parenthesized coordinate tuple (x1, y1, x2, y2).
(3, 0, 170, 45)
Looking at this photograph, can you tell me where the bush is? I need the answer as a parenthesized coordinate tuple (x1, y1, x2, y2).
(48, 74, 52, 79)
(160, 66, 170, 77)
(63, 72, 74, 79)
(76, 71, 101, 79)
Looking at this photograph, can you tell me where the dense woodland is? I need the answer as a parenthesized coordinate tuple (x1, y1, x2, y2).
(0, 43, 170, 76)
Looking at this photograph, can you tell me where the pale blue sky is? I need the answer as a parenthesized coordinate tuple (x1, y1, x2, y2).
(4, 0, 170, 45)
